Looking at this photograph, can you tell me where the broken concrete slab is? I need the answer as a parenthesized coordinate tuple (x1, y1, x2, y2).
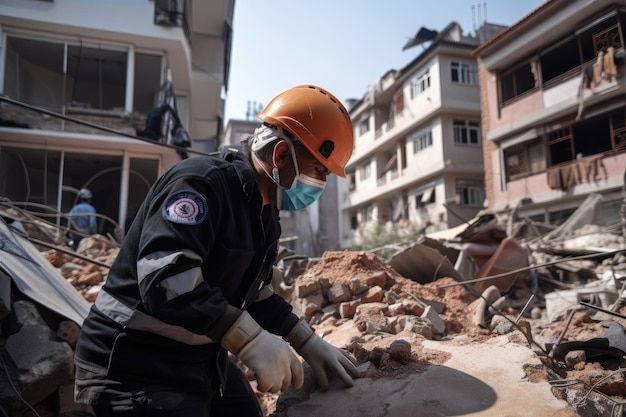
(3, 301, 74, 413)
(0, 214, 90, 326)
(275, 335, 573, 417)
(388, 242, 464, 284)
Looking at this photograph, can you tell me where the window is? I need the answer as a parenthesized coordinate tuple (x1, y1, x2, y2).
(453, 120, 481, 145)
(134, 53, 165, 114)
(3, 34, 163, 115)
(358, 117, 370, 136)
(503, 139, 546, 181)
(392, 89, 404, 115)
(410, 69, 430, 98)
(541, 16, 620, 84)
(415, 186, 435, 207)
(66, 44, 128, 111)
(547, 127, 573, 166)
(408, 130, 432, 153)
(500, 61, 537, 104)
(547, 108, 622, 167)
(499, 11, 624, 103)
(457, 180, 484, 206)
(451, 62, 477, 85)
(360, 160, 372, 180)
(365, 204, 376, 222)
(350, 215, 358, 230)
(154, 0, 190, 37)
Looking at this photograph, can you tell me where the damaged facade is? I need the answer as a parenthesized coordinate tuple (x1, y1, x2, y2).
(0, 0, 234, 233)
(474, 0, 626, 225)
(342, 20, 506, 248)
(5, 1, 626, 416)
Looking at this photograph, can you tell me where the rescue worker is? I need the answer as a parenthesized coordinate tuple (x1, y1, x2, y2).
(69, 188, 97, 251)
(74, 84, 359, 417)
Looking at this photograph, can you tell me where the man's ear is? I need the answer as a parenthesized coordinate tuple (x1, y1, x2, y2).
(272, 140, 292, 168)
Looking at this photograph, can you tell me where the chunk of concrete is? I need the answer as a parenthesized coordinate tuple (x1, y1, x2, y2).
(4, 301, 74, 407)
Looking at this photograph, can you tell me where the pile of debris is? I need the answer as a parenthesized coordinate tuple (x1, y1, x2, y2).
(2, 192, 626, 416)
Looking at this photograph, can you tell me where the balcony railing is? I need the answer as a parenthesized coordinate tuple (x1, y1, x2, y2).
(374, 118, 396, 140)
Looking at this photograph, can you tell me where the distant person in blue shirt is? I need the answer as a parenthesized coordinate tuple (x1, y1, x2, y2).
(69, 188, 97, 250)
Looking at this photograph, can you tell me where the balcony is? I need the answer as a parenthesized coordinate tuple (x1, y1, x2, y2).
(0, 97, 145, 138)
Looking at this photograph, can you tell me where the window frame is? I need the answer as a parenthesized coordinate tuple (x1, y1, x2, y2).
(453, 120, 481, 146)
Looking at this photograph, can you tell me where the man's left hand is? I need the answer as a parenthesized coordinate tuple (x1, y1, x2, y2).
(285, 319, 359, 390)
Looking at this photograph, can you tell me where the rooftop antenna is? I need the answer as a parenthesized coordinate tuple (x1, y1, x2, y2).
(245, 100, 252, 120)
(472, 3, 487, 32)
(472, 4, 476, 32)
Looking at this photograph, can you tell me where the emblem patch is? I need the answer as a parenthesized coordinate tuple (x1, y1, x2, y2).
(162, 190, 208, 225)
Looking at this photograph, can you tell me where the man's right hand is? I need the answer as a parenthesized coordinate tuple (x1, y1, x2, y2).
(221, 311, 303, 393)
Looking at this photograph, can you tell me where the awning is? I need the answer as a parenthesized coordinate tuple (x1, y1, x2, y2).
(421, 187, 434, 203)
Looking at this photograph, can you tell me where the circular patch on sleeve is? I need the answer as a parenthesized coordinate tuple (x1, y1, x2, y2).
(162, 190, 208, 225)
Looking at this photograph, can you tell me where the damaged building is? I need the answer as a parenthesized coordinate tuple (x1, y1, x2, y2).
(5, 0, 626, 416)
(0, 0, 234, 234)
(474, 0, 626, 226)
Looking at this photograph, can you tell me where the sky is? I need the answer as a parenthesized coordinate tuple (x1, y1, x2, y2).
(224, 1, 547, 122)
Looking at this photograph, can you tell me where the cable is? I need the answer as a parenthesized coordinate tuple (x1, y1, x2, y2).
(0, 95, 217, 158)
(0, 346, 42, 417)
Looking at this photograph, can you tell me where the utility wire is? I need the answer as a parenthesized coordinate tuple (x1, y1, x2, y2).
(438, 248, 625, 288)
(0, 95, 217, 158)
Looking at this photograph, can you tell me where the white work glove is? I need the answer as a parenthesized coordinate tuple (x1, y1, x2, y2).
(285, 318, 359, 390)
(221, 311, 304, 393)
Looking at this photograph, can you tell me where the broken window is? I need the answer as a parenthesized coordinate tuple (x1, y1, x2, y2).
(548, 127, 574, 166)
(547, 107, 624, 167)
(548, 207, 577, 226)
(4, 36, 65, 112)
(0, 145, 159, 230)
(456, 179, 484, 206)
(500, 61, 537, 104)
(3, 34, 164, 116)
(542, 14, 621, 85)
(504, 139, 546, 181)
(451, 61, 477, 85)
(453, 120, 481, 145)
(500, 10, 624, 105)
(66, 44, 127, 111)
(134, 53, 165, 114)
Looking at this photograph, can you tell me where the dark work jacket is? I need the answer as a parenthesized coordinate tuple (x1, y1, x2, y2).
(74, 148, 298, 401)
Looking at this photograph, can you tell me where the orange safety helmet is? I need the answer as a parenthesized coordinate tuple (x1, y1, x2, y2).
(257, 84, 354, 177)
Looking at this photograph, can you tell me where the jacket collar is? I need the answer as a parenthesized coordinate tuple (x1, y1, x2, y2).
(220, 146, 257, 202)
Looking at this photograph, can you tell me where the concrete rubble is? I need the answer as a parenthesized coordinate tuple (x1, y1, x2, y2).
(1, 192, 626, 416)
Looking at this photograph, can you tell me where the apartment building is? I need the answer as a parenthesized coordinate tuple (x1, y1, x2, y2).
(475, 0, 626, 226)
(0, 0, 233, 234)
(342, 21, 505, 248)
